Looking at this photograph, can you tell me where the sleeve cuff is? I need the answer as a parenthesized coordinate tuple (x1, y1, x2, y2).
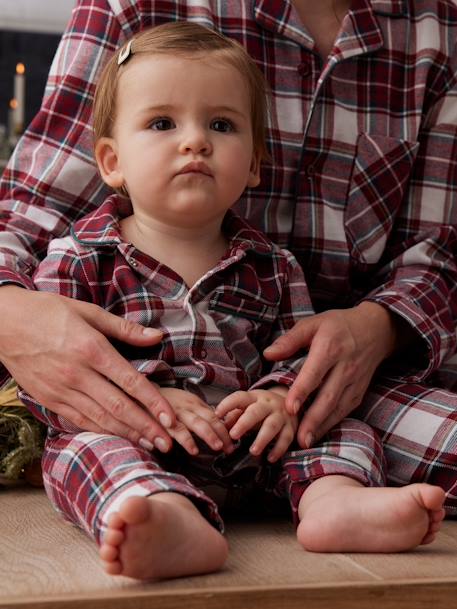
(0, 267, 35, 290)
(364, 293, 453, 381)
(250, 356, 307, 390)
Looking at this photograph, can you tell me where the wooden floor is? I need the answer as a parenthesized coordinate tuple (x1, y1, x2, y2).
(2, 488, 457, 609)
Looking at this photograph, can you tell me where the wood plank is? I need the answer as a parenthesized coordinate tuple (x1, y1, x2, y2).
(3, 581, 457, 609)
(2, 488, 457, 609)
(342, 521, 457, 581)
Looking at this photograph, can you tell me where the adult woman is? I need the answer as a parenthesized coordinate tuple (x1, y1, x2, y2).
(1, 0, 457, 510)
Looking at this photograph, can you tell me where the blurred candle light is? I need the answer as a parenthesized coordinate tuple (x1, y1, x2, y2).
(8, 99, 18, 143)
(14, 63, 26, 134)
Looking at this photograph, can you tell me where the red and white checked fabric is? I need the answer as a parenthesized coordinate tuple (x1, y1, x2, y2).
(41, 418, 386, 543)
(18, 200, 386, 540)
(1, 0, 457, 383)
(3, 0, 457, 511)
(20, 198, 313, 425)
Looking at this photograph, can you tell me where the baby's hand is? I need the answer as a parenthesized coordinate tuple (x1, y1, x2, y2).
(159, 388, 234, 456)
(216, 387, 297, 462)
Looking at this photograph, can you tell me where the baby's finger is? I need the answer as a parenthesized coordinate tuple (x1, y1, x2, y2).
(249, 414, 283, 456)
(168, 422, 199, 455)
(223, 408, 244, 430)
(179, 410, 227, 452)
(267, 425, 295, 462)
(203, 413, 235, 453)
(229, 403, 267, 440)
(216, 391, 252, 418)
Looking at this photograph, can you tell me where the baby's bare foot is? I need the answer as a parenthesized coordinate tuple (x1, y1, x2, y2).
(297, 477, 445, 553)
(99, 493, 228, 579)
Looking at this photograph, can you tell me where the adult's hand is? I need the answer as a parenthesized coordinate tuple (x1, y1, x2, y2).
(263, 302, 406, 448)
(0, 286, 175, 451)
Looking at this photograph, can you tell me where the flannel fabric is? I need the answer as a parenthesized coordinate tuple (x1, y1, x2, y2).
(1, 0, 457, 385)
(42, 418, 385, 543)
(19, 198, 312, 426)
(20, 201, 386, 538)
(4, 0, 457, 511)
(354, 377, 457, 514)
(20, 202, 385, 541)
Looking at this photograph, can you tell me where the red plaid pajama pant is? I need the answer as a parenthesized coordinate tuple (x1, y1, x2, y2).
(30, 368, 457, 544)
(40, 418, 385, 544)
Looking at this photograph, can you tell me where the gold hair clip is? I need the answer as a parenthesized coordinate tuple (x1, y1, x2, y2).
(117, 40, 133, 66)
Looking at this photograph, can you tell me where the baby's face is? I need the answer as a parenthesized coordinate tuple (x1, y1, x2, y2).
(103, 52, 260, 230)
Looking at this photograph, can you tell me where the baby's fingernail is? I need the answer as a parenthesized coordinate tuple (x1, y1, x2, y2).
(293, 399, 301, 414)
(154, 437, 169, 452)
(139, 437, 154, 451)
(214, 440, 223, 450)
(305, 432, 315, 448)
(159, 412, 172, 428)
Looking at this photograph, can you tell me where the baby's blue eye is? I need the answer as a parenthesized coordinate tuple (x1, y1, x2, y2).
(150, 118, 175, 130)
(211, 119, 234, 133)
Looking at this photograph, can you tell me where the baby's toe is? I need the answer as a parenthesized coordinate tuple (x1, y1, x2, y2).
(103, 528, 124, 546)
(103, 559, 123, 575)
(99, 543, 119, 562)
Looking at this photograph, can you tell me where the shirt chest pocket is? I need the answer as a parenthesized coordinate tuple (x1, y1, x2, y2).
(209, 288, 278, 320)
(344, 133, 419, 265)
(208, 288, 279, 348)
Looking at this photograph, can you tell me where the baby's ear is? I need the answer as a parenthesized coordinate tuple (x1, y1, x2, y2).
(95, 137, 124, 189)
(247, 151, 261, 188)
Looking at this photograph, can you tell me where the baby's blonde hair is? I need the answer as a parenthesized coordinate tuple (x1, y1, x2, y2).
(93, 21, 270, 161)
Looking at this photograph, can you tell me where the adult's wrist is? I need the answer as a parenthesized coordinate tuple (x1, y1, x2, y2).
(355, 301, 413, 359)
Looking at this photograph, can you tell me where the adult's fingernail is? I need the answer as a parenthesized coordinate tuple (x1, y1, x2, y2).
(142, 327, 163, 337)
(305, 432, 315, 448)
(139, 437, 154, 451)
(154, 437, 169, 452)
(159, 412, 172, 428)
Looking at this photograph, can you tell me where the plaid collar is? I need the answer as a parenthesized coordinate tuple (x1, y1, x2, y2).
(255, 0, 407, 56)
(71, 194, 275, 257)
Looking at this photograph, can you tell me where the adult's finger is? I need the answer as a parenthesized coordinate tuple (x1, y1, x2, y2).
(263, 316, 317, 361)
(76, 369, 173, 451)
(79, 299, 165, 346)
(75, 302, 176, 429)
(309, 384, 366, 442)
(47, 396, 105, 435)
(75, 324, 175, 431)
(284, 336, 338, 414)
(295, 379, 358, 449)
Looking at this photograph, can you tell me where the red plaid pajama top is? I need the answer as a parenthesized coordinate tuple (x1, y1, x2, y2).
(23, 198, 312, 414)
(1, 0, 457, 387)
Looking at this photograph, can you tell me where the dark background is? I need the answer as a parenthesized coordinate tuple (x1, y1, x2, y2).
(0, 30, 60, 129)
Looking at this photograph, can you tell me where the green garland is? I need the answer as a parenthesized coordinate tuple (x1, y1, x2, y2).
(0, 380, 45, 485)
